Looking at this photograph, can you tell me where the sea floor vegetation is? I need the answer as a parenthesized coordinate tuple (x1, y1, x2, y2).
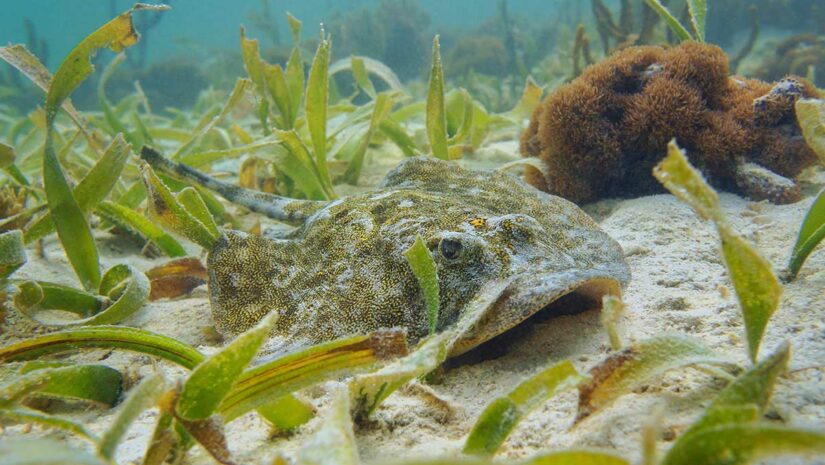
(1, 1, 825, 465)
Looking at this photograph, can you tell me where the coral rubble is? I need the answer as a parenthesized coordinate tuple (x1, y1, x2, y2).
(520, 42, 821, 204)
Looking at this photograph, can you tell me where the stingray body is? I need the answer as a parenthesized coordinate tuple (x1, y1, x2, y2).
(141, 149, 630, 356)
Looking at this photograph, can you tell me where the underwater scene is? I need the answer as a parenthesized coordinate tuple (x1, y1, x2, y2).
(2, 0, 825, 464)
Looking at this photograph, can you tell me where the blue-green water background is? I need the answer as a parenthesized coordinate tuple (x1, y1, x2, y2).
(1, 0, 565, 69)
(2, 0, 822, 112)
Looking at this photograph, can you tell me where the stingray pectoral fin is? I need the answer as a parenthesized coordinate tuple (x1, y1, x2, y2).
(207, 230, 289, 337)
(139, 146, 328, 223)
(734, 161, 801, 204)
(450, 269, 623, 357)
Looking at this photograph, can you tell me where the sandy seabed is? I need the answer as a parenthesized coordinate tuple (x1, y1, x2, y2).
(2, 142, 824, 465)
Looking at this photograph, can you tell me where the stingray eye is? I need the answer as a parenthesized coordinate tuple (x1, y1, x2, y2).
(439, 238, 463, 260)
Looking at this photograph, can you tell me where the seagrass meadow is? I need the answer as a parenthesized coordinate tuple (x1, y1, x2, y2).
(1, 1, 825, 464)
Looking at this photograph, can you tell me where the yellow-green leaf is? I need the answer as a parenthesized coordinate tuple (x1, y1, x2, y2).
(686, 0, 707, 42)
(95, 201, 187, 258)
(446, 89, 474, 151)
(796, 98, 825, 162)
(171, 78, 251, 160)
(176, 187, 220, 239)
(464, 360, 585, 456)
(0, 438, 109, 465)
(74, 134, 131, 208)
(654, 141, 782, 362)
(265, 63, 293, 128)
(240, 27, 270, 132)
(0, 363, 121, 409)
(179, 140, 281, 168)
(240, 27, 267, 97)
(40, 4, 165, 291)
(789, 98, 825, 279)
(652, 140, 721, 222)
(297, 386, 359, 465)
(104, 264, 144, 311)
(719, 230, 782, 361)
(13, 281, 103, 318)
(219, 330, 407, 422)
(98, 373, 166, 461)
(0, 230, 26, 281)
(0, 44, 101, 152)
(679, 343, 789, 436)
(257, 394, 315, 433)
(45, 4, 168, 123)
(644, 0, 694, 42)
(351, 55, 377, 98)
(522, 450, 630, 465)
(18, 362, 122, 407)
(380, 119, 419, 157)
(600, 295, 625, 350)
(285, 46, 305, 127)
(141, 163, 219, 250)
(576, 335, 731, 422)
(273, 129, 332, 200)
(177, 313, 278, 421)
(15, 264, 149, 327)
(42, 133, 100, 290)
(349, 281, 510, 418)
(404, 234, 440, 335)
(25, 134, 131, 243)
(509, 77, 543, 121)
(426, 36, 449, 160)
(788, 188, 825, 279)
(329, 55, 404, 93)
(286, 12, 302, 43)
(342, 92, 395, 184)
(0, 366, 63, 407)
(0, 142, 15, 169)
(306, 31, 333, 193)
(351, 331, 450, 420)
(140, 407, 177, 465)
(661, 424, 825, 465)
(0, 408, 96, 442)
(0, 325, 205, 369)
(98, 53, 141, 147)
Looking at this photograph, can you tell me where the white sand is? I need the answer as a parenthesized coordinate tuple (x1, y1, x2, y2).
(2, 142, 824, 465)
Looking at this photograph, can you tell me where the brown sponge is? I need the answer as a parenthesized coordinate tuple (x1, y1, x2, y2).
(520, 42, 820, 204)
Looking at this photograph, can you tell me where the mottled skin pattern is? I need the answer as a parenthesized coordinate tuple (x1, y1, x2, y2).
(141, 149, 630, 356)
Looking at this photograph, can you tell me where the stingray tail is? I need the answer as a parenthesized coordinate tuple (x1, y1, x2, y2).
(139, 146, 325, 223)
